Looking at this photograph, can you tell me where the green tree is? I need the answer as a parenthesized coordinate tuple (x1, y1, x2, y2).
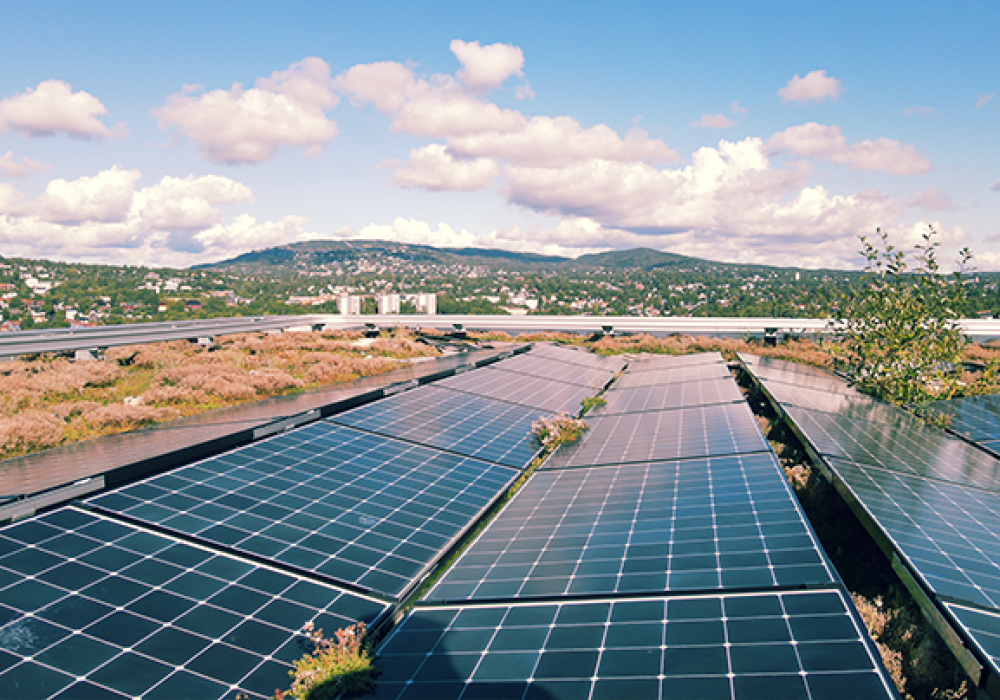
(833, 226, 972, 406)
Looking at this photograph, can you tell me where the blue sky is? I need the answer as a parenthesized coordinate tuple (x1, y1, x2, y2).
(1, 0, 997, 269)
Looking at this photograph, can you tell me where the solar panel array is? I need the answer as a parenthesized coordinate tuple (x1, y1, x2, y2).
(378, 351, 897, 699)
(742, 353, 1000, 687)
(1, 345, 582, 699)
(0, 507, 387, 699)
(89, 423, 520, 599)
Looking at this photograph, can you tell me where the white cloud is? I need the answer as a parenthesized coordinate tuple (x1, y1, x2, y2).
(392, 144, 499, 191)
(0, 168, 316, 265)
(906, 188, 955, 211)
(0, 80, 116, 139)
(977, 93, 995, 109)
(450, 40, 524, 93)
(779, 70, 843, 103)
(690, 113, 738, 129)
(768, 123, 931, 175)
(992, 179, 1000, 192)
(448, 117, 677, 168)
(335, 47, 676, 167)
(21, 167, 141, 224)
(133, 174, 253, 230)
(0, 151, 51, 179)
(730, 100, 748, 114)
(156, 58, 339, 164)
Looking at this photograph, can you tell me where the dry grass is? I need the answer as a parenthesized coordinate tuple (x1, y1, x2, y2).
(0, 329, 440, 460)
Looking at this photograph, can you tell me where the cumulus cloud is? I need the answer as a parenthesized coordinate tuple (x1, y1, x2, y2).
(0, 151, 51, 179)
(0, 80, 117, 139)
(906, 188, 955, 211)
(156, 58, 339, 164)
(779, 70, 843, 103)
(691, 113, 738, 129)
(0, 168, 316, 264)
(977, 93, 995, 109)
(768, 123, 931, 175)
(392, 144, 499, 191)
(336, 45, 677, 176)
(450, 39, 524, 93)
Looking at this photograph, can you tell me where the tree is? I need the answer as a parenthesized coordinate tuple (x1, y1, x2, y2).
(833, 226, 972, 406)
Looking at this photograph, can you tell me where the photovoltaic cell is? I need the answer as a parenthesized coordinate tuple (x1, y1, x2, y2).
(613, 362, 733, 389)
(593, 377, 744, 415)
(428, 454, 834, 602)
(0, 507, 387, 700)
(437, 366, 593, 413)
(373, 590, 896, 700)
(759, 380, 888, 417)
(786, 406, 1000, 492)
(329, 385, 546, 469)
(546, 403, 770, 469)
(489, 353, 616, 389)
(88, 422, 518, 599)
(827, 457, 1000, 609)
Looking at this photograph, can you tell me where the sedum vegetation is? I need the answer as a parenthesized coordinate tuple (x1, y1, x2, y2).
(274, 622, 376, 700)
(0, 329, 439, 459)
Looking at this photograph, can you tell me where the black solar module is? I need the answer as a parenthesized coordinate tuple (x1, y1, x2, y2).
(828, 457, 1000, 609)
(626, 351, 727, 371)
(373, 590, 897, 700)
(945, 602, 1000, 675)
(546, 402, 770, 469)
(928, 394, 1000, 443)
(738, 354, 855, 396)
(613, 362, 734, 389)
(428, 454, 834, 603)
(785, 406, 1000, 491)
(88, 422, 519, 599)
(438, 366, 593, 413)
(527, 343, 627, 372)
(0, 507, 387, 699)
(592, 377, 744, 415)
(329, 384, 546, 469)
(489, 353, 616, 389)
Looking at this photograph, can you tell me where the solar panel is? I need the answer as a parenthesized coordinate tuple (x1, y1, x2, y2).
(428, 454, 834, 603)
(527, 343, 627, 372)
(88, 422, 519, 599)
(0, 507, 388, 699)
(613, 361, 734, 389)
(490, 353, 616, 389)
(373, 589, 897, 700)
(786, 406, 1000, 492)
(757, 379, 886, 416)
(826, 457, 1000, 609)
(546, 403, 770, 469)
(329, 385, 546, 469)
(944, 602, 1000, 678)
(738, 354, 854, 396)
(626, 351, 727, 371)
(593, 377, 744, 415)
(929, 394, 1000, 443)
(437, 366, 593, 413)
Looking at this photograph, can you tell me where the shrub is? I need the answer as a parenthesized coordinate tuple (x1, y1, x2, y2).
(275, 622, 376, 700)
(580, 395, 606, 415)
(834, 226, 973, 406)
(82, 404, 180, 429)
